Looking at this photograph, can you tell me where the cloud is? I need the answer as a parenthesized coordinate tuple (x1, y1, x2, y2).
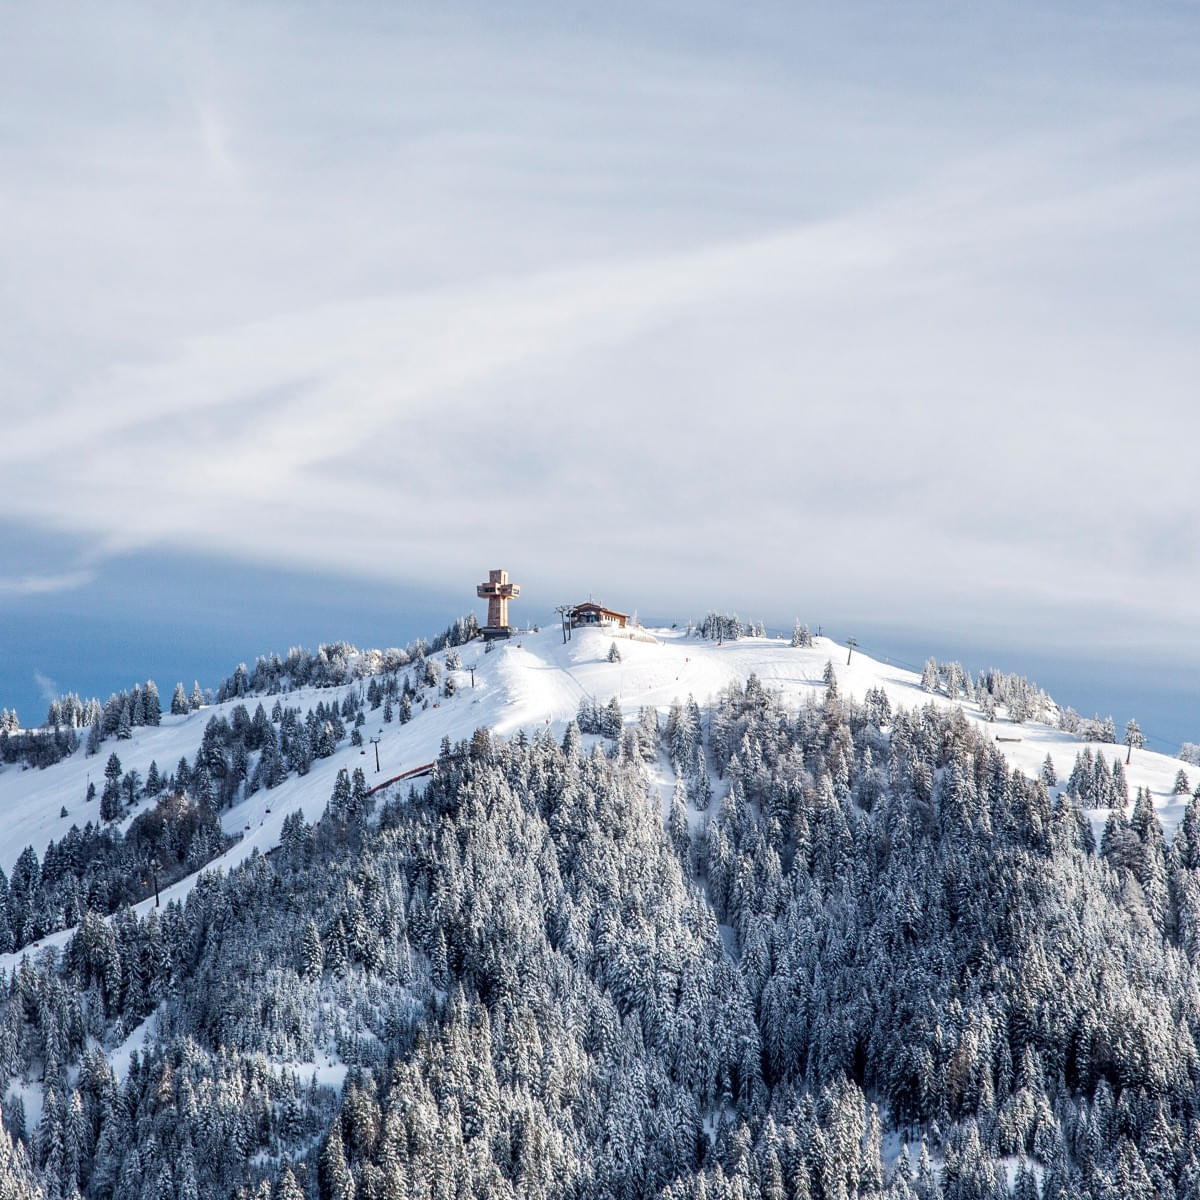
(1, 1, 1198, 657)
(32, 670, 59, 705)
(0, 571, 95, 598)
(191, 96, 240, 185)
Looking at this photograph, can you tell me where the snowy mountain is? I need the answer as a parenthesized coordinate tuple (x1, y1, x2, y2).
(2, 616, 1199, 1198)
(2, 623, 1191, 906)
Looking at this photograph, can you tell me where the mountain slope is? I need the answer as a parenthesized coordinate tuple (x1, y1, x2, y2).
(2, 623, 1191, 935)
(4, 620, 1200, 1199)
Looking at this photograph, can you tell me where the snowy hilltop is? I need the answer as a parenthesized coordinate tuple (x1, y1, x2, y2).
(1, 614, 1199, 1198)
(1, 622, 1191, 913)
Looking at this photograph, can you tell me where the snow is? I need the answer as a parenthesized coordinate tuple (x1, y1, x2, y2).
(267, 1058, 349, 1092)
(1000, 1154, 1043, 1189)
(2, 624, 1196, 980)
(0, 707, 211, 877)
(471, 625, 1193, 846)
(643, 752, 678, 823)
(881, 1131, 916, 1173)
(3, 617, 1199, 1152)
(717, 923, 738, 961)
(109, 1008, 160, 1083)
(2, 1077, 44, 1133)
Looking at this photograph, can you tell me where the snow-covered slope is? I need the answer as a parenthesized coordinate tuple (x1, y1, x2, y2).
(1, 624, 1194, 971)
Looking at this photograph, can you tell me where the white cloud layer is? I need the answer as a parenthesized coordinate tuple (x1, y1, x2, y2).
(2, 1, 1198, 651)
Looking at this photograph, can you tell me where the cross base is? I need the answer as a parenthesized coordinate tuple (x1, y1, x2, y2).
(480, 625, 517, 641)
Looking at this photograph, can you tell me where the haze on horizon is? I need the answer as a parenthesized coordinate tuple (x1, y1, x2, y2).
(1, 1, 1197, 738)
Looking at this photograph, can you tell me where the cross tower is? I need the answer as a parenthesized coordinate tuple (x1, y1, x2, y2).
(477, 569, 520, 639)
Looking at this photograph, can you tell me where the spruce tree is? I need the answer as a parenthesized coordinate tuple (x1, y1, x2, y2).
(101, 752, 123, 821)
(301, 921, 324, 979)
(1125, 718, 1145, 763)
(1041, 754, 1057, 787)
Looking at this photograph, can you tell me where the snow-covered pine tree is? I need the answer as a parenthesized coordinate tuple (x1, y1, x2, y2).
(791, 621, 813, 648)
(1041, 754, 1057, 787)
(920, 658, 938, 693)
(1125, 718, 1145, 763)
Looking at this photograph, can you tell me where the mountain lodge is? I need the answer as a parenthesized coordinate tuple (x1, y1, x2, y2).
(569, 602, 628, 630)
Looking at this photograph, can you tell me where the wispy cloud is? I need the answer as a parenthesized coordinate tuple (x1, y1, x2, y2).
(32, 670, 59, 704)
(0, 571, 95, 598)
(191, 96, 240, 185)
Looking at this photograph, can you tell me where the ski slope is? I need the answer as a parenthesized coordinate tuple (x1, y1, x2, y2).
(1, 623, 1195, 973)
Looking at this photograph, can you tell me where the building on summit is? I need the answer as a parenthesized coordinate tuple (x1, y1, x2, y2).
(477, 569, 521, 639)
(569, 601, 628, 630)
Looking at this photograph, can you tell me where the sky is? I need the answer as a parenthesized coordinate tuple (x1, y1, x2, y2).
(1, 1, 1198, 746)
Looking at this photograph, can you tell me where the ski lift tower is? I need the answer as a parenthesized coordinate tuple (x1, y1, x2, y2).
(477, 568, 521, 640)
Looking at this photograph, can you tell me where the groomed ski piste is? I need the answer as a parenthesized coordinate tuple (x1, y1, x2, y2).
(2, 622, 1194, 977)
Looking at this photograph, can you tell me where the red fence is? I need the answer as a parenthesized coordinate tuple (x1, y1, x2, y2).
(364, 761, 436, 797)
